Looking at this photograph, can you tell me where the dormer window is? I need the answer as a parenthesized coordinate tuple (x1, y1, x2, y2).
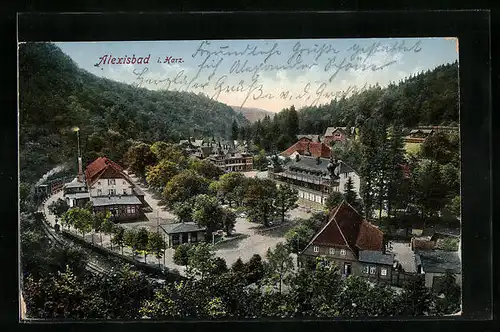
(108, 179, 116, 185)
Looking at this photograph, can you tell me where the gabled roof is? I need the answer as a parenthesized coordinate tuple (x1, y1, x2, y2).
(160, 222, 206, 234)
(296, 135, 321, 142)
(281, 140, 332, 159)
(358, 250, 395, 265)
(324, 127, 355, 137)
(417, 250, 461, 274)
(85, 157, 127, 187)
(302, 201, 384, 256)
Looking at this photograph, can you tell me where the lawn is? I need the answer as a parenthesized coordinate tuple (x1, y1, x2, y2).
(404, 142, 421, 156)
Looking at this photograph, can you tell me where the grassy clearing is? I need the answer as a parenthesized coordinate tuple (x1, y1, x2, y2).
(404, 142, 421, 156)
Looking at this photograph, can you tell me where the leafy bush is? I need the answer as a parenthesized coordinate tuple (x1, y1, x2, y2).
(173, 243, 190, 266)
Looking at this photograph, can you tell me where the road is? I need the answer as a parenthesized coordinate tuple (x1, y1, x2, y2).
(41, 172, 314, 275)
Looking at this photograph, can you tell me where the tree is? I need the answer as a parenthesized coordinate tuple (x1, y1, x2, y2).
(150, 141, 185, 163)
(135, 227, 150, 263)
(188, 158, 224, 180)
(231, 120, 239, 142)
(398, 275, 435, 316)
(264, 242, 294, 294)
(446, 195, 461, 219)
(212, 257, 228, 275)
(253, 149, 267, 171)
(192, 194, 223, 241)
(123, 228, 138, 257)
(385, 124, 407, 218)
(172, 200, 194, 223)
(284, 224, 315, 254)
(243, 178, 278, 227)
(163, 170, 209, 208)
(48, 198, 69, 218)
(434, 270, 461, 315)
(325, 191, 343, 211)
(187, 243, 216, 280)
(173, 243, 190, 266)
(62, 208, 92, 239)
(111, 225, 126, 255)
(145, 159, 179, 190)
(231, 258, 246, 278)
(210, 172, 246, 207)
(91, 212, 107, 245)
(101, 214, 115, 249)
(244, 254, 265, 285)
(124, 142, 157, 177)
(344, 177, 357, 205)
(147, 231, 166, 268)
(421, 132, 454, 165)
(221, 208, 236, 236)
(274, 184, 298, 224)
(413, 160, 448, 220)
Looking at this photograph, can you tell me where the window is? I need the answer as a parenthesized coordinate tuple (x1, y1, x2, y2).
(313, 246, 319, 253)
(381, 268, 387, 276)
(123, 181, 127, 185)
(340, 249, 346, 256)
(370, 266, 376, 275)
(191, 232, 198, 243)
(97, 189, 102, 196)
(109, 189, 116, 196)
(363, 266, 369, 274)
(108, 179, 116, 185)
(97, 181, 101, 186)
(329, 248, 335, 255)
(123, 189, 127, 195)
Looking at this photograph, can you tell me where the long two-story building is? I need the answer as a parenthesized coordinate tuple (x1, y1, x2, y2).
(299, 201, 395, 284)
(269, 154, 361, 206)
(63, 157, 147, 221)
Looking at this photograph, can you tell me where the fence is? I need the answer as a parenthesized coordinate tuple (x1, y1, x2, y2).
(391, 270, 417, 287)
(61, 230, 184, 282)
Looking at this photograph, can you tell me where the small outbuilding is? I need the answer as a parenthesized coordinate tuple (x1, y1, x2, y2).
(160, 222, 206, 248)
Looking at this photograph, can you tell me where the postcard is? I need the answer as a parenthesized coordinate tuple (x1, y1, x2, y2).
(18, 37, 461, 320)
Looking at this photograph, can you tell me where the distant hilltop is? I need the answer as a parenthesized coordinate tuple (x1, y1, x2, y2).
(230, 106, 275, 123)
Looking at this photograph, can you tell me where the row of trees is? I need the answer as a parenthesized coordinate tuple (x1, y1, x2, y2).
(51, 200, 167, 266)
(22, 208, 460, 320)
(141, 241, 461, 319)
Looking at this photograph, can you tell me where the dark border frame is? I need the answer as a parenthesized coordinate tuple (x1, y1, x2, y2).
(7, 9, 492, 331)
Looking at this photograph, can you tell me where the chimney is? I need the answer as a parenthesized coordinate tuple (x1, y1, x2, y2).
(77, 157, 83, 182)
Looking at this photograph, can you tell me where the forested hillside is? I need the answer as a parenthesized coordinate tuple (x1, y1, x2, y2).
(298, 62, 459, 134)
(240, 62, 459, 153)
(19, 43, 249, 183)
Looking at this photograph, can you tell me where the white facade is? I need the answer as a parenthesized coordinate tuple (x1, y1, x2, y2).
(338, 171, 361, 198)
(89, 178, 134, 197)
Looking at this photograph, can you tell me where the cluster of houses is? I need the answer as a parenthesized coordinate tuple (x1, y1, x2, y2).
(179, 138, 253, 172)
(298, 201, 461, 289)
(57, 124, 459, 290)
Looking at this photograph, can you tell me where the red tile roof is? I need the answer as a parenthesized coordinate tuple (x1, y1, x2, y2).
(281, 140, 332, 158)
(303, 201, 384, 255)
(85, 157, 124, 186)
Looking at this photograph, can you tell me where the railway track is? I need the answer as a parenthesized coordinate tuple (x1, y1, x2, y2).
(36, 204, 108, 276)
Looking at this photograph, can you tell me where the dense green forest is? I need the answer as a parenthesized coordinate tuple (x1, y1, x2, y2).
(19, 43, 249, 184)
(241, 62, 459, 152)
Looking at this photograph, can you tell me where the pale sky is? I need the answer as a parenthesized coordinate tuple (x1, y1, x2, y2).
(55, 38, 459, 113)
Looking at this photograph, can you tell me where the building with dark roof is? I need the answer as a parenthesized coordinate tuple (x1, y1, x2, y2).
(160, 222, 206, 247)
(299, 201, 394, 283)
(415, 250, 461, 289)
(269, 153, 360, 206)
(63, 157, 147, 221)
(323, 127, 355, 145)
(281, 138, 332, 159)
